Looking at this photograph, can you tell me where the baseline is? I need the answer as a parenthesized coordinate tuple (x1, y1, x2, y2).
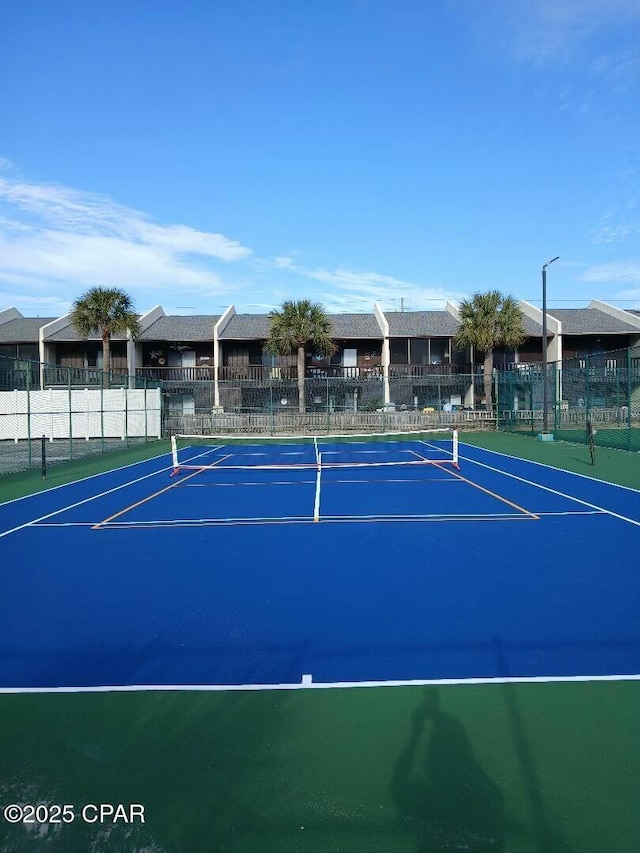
(2, 671, 639, 695)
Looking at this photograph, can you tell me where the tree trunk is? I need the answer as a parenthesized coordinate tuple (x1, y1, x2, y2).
(483, 349, 494, 412)
(297, 345, 305, 414)
(102, 332, 111, 390)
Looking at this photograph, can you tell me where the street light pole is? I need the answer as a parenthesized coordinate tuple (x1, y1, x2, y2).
(541, 256, 559, 436)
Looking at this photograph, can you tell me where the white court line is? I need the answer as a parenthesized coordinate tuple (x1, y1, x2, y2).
(459, 441, 640, 494)
(0, 446, 217, 540)
(85, 511, 537, 529)
(181, 480, 316, 487)
(2, 671, 640, 694)
(0, 447, 171, 509)
(458, 449, 640, 528)
(31, 510, 607, 529)
(314, 454, 322, 521)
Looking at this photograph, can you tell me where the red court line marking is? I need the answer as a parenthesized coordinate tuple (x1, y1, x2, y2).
(458, 449, 640, 528)
(91, 460, 231, 529)
(432, 461, 539, 519)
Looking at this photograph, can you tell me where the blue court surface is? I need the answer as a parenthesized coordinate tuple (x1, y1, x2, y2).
(1, 437, 639, 692)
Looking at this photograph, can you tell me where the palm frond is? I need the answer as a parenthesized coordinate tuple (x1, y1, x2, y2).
(454, 291, 525, 352)
(264, 300, 335, 356)
(70, 287, 141, 338)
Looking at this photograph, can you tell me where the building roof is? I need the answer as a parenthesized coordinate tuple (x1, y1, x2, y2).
(521, 314, 544, 336)
(138, 315, 220, 341)
(219, 313, 273, 339)
(328, 313, 381, 339)
(2, 304, 639, 345)
(547, 308, 639, 334)
(386, 311, 459, 337)
(220, 312, 382, 340)
(46, 321, 129, 342)
(0, 317, 57, 342)
(385, 310, 543, 337)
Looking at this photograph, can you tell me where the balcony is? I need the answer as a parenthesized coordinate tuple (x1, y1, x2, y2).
(217, 365, 383, 381)
(217, 365, 296, 381)
(389, 363, 472, 378)
(136, 366, 215, 382)
(43, 366, 129, 387)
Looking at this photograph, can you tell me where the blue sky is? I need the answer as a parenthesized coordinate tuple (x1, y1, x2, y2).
(1, 0, 639, 317)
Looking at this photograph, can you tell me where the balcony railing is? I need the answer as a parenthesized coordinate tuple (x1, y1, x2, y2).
(43, 366, 129, 387)
(218, 365, 382, 381)
(218, 365, 296, 381)
(136, 364, 481, 382)
(136, 366, 215, 382)
(388, 363, 472, 378)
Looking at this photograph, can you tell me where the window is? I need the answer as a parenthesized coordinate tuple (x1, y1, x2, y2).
(390, 338, 408, 364)
(409, 339, 429, 365)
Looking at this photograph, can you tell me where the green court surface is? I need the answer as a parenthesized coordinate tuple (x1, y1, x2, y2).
(1, 684, 639, 852)
(1, 429, 640, 852)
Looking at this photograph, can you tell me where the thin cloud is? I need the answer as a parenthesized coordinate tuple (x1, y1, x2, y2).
(457, 0, 640, 68)
(0, 165, 253, 312)
(0, 289, 70, 316)
(579, 263, 640, 286)
(271, 262, 467, 312)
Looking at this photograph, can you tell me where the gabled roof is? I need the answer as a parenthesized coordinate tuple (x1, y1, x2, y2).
(328, 313, 381, 339)
(218, 314, 273, 339)
(46, 320, 129, 342)
(548, 308, 639, 334)
(138, 315, 220, 341)
(386, 311, 459, 337)
(0, 317, 57, 342)
(521, 315, 544, 336)
(219, 312, 382, 341)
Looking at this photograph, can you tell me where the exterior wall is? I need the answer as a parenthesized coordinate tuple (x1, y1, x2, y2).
(562, 334, 635, 360)
(54, 341, 128, 371)
(0, 343, 39, 361)
(140, 342, 214, 367)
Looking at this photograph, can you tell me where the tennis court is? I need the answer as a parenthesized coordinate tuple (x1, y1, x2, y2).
(1, 430, 639, 851)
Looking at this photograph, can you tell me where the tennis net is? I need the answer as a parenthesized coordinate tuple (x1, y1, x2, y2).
(170, 429, 458, 475)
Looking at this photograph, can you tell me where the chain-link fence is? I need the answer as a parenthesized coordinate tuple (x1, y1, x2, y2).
(497, 345, 640, 452)
(0, 355, 163, 476)
(164, 373, 489, 435)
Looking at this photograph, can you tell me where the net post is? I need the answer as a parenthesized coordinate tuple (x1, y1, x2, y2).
(68, 365, 73, 460)
(26, 359, 32, 468)
(41, 434, 47, 479)
(313, 451, 322, 522)
(587, 419, 596, 465)
(452, 428, 459, 469)
(170, 434, 180, 475)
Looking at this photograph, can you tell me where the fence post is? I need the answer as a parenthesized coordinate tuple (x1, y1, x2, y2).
(100, 366, 105, 452)
(124, 385, 129, 445)
(627, 347, 633, 451)
(326, 375, 330, 434)
(68, 364, 73, 459)
(144, 378, 148, 443)
(552, 364, 558, 435)
(269, 376, 274, 436)
(585, 354, 590, 445)
(26, 360, 32, 468)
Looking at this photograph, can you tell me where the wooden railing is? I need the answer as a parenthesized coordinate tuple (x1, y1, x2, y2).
(388, 364, 472, 378)
(136, 367, 215, 381)
(43, 367, 129, 387)
(217, 365, 296, 381)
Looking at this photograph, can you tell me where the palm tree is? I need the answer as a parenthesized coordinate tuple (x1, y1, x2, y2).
(454, 291, 525, 412)
(70, 287, 141, 384)
(264, 300, 336, 413)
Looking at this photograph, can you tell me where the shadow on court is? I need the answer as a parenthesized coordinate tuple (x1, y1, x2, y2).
(391, 688, 506, 851)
